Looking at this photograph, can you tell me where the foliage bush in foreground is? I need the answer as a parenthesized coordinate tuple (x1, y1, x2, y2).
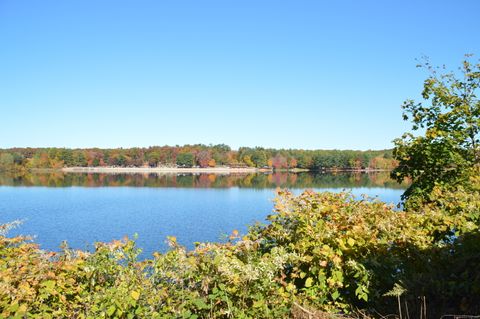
(1, 178, 479, 318)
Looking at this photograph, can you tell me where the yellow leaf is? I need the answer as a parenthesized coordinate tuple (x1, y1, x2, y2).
(17, 304, 27, 315)
(347, 238, 355, 246)
(130, 290, 140, 301)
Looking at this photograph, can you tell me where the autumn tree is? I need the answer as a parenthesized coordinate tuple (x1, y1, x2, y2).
(109, 153, 126, 167)
(0, 153, 14, 171)
(196, 150, 212, 168)
(288, 158, 298, 169)
(126, 148, 145, 166)
(207, 158, 216, 167)
(392, 55, 480, 203)
(271, 154, 288, 170)
(0, 146, 396, 172)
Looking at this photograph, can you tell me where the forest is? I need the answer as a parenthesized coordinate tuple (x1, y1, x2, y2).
(0, 145, 396, 171)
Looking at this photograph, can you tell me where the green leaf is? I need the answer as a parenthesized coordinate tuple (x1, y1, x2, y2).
(193, 299, 209, 310)
(43, 280, 56, 291)
(332, 291, 340, 300)
(106, 305, 116, 317)
(305, 277, 313, 288)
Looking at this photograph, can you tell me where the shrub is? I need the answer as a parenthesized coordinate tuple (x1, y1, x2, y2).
(1, 183, 479, 318)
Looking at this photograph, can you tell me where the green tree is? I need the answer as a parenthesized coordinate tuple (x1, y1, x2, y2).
(146, 151, 160, 167)
(251, 150, 267, 167)
(73, 151, 87, 167)
(176, 153, 194, 167)
(392, 55, 480, 204)
(296, 153, 313, 169)
(58, 149, 74, 166)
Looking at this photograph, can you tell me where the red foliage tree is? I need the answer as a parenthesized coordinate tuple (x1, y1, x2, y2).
(196, 150, 212, 168)
(271, 154, 288, 170)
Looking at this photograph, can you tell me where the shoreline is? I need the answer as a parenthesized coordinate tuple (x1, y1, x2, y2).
(46, 167, 391, 174)
(60, 166, 262, 174)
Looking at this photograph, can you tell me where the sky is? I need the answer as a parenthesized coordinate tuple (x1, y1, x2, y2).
(1, 1, 479, 150)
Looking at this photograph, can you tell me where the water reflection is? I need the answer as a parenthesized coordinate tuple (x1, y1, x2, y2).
(0, 171, 407, 189)
(0, 171, 407, 255)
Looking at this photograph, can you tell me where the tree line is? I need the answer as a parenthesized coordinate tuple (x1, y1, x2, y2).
(0, 145, 396, 171)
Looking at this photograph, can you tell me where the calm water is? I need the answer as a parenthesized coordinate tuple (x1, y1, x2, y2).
(0, 172, 406, 257)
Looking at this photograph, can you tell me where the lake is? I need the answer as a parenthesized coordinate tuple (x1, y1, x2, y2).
(0, 171, 406, 257)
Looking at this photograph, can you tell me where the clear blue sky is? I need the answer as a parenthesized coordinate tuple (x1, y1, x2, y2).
(1, 1, 479, 150)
